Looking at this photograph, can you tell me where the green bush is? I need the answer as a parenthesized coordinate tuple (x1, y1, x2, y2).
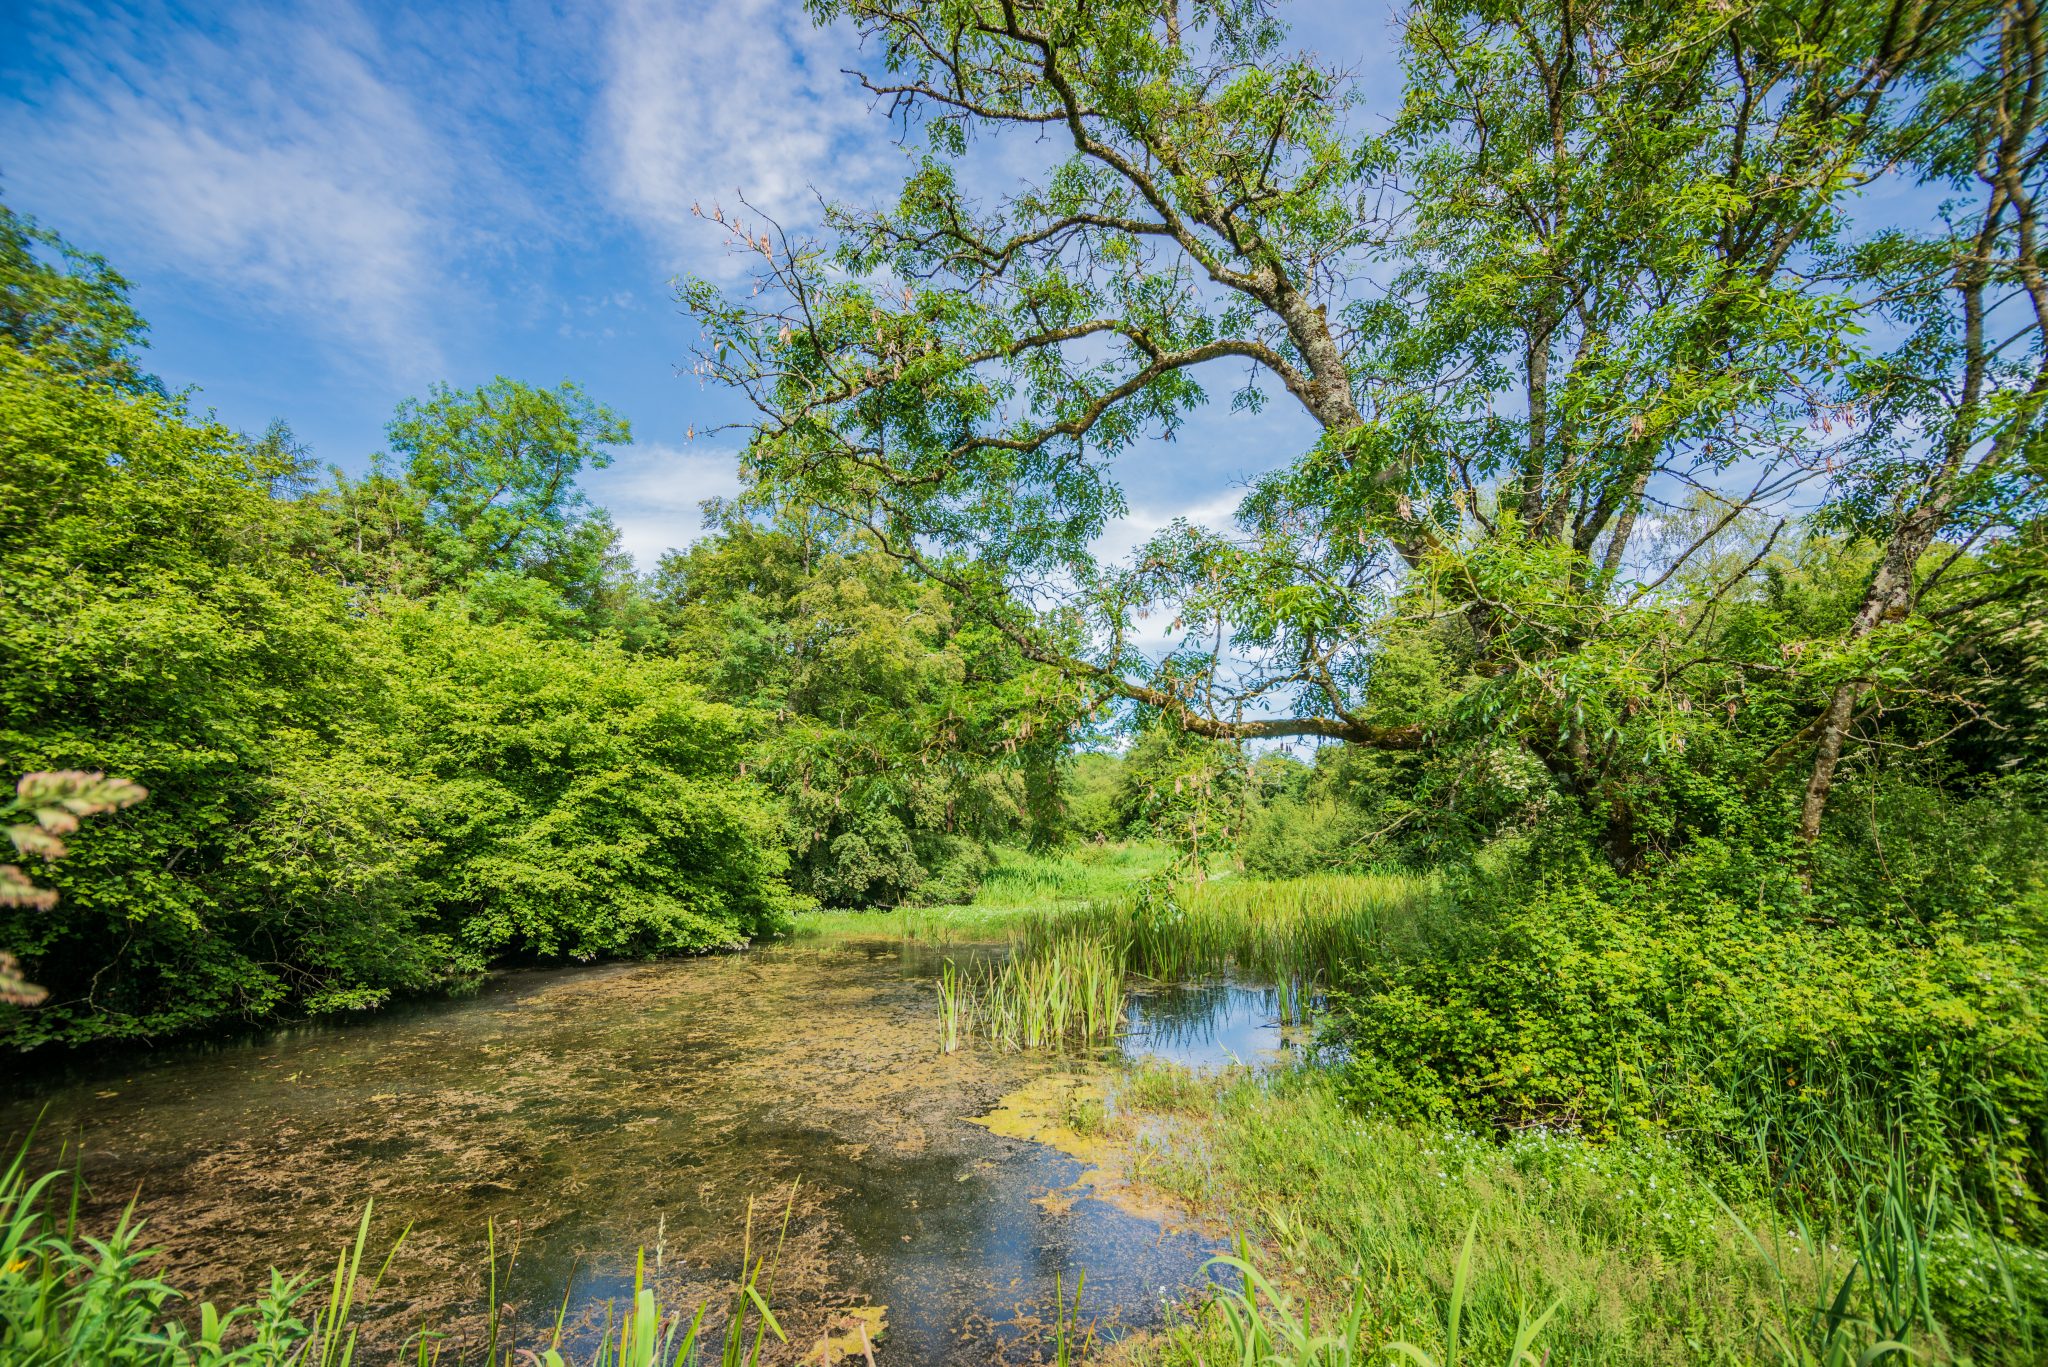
(1241, 797, 1380, 878)
(1329, 840, 2048, 1235)
(350, 603, 800, 962)
(0, 350, 798, 1047)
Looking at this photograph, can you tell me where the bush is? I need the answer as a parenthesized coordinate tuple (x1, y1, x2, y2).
(1328, 840, 2048, 1235)
(0, 353, 799, 1046)
(1241, 798, 1380, 878)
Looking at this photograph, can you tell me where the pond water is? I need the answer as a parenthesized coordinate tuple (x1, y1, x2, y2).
(1119, 981, 1307, 1072)
(1, 938, 1290, 1364)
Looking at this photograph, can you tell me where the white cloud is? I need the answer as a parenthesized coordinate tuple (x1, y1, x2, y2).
(598, 0, 897, 269)
(2, 1, 463, 373)
(583, 441, 744, 568)
(1091, 492, 1246, 568)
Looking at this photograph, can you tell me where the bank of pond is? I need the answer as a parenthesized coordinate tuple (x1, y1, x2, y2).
(3, 869, 2045, 1365)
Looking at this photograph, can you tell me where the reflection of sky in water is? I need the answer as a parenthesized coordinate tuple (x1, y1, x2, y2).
(1118, 981, 1311, 1071)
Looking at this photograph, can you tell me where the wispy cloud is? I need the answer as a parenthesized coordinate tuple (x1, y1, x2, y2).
(598, 0, 898, 270)
(2, 0, 468, 373)
(1092, 492, 1248, 568)
(584, 441, 744, 568)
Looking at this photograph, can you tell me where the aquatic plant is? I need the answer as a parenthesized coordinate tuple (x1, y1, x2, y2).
(1050, 1268, 1093, 1367)
(935, 933, 1127, 1054)
(1021, 873, 1435, 1001)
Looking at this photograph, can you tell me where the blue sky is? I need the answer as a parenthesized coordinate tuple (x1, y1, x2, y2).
(0, 0, 1399, 569)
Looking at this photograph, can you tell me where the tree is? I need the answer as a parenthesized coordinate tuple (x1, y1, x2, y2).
(0, 201, 158, 394)
(685, 0, 2014, 862)
(647, 507, 1073, 904)
(0, 204, 802, 1046)
(1791, 0, 2048, 844)
(383, 376, 631, 596)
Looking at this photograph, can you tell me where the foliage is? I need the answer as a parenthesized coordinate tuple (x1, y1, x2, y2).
(0, 771, 146, 1005)
(337, 603, 800, 964)
(1108, 721, 1248, 862)
(0, 217, 799, 1048)
(1057, 751, 1126, 843)
(318, 378, 638, 637)
(685, 0, 2048, 869)
(1326, 844, 2048, 1238)
(1126, 1066, 2046, 1367)
(648, 510, 1071, 906)
(0, 342, 382, 1043)
(0, 201, 157, 394)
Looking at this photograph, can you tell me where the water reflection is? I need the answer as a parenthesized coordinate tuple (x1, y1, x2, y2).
(1118, 980, 1313, 1071)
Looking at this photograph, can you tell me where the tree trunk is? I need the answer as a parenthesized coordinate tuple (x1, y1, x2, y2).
(1796, 501, 1946, 845)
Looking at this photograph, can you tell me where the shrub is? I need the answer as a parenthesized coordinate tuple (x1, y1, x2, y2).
(1328, 842, 2048, 1236)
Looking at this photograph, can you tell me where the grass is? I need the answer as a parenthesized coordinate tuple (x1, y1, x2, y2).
(1022, 871, 1437, 992)
(788, 841, 1179, 944)
(923, 869, 1436, 1057)
(1103, 1064, 2048, 1367)
(1198, 1221, 1558, 1367)
(899, 856, 2048, 1363)
(19, 852, 2046, 1365)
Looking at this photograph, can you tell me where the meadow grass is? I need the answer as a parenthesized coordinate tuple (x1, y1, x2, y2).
(1105, 1064, 2047, 1367)
(788, 841, 1179, 944)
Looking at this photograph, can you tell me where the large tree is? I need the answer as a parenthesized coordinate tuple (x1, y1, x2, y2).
(686, 0, 2040, 860)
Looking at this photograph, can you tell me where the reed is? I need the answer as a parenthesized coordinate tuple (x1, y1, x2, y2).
(1021, 872, 1434, 998)
(934, 932, 1127, 1054)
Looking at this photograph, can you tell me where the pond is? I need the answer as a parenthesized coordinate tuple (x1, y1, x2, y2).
(1, 937, 1290, 1364)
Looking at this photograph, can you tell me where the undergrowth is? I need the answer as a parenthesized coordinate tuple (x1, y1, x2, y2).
(1115, 1066, 2048, 1367)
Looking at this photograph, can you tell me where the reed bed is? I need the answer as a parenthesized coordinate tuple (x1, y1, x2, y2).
(934, 873, 1434, 1055)
(936, 932, 1127, 1053)
(1020, 872, 1434, 996)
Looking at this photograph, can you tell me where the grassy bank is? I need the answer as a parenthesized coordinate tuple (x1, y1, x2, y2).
(1099, 1064, 2048, 1366)
(901, 856, 2048, 1364)
(788, 841, 1178, 943)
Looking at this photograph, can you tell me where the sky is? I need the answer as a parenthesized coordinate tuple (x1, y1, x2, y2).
(0, 0, 1402, 570)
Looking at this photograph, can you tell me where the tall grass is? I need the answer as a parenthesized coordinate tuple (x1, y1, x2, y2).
(1022, 872, 1435, 990)
(1122, 1065, 2048, 1367)
(1202, 1221, 1558, 1367)
(935, 933, 1127, 1053)
(929, 872, 1434, 1055)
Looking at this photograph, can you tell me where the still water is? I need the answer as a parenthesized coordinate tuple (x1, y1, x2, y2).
(3, 939, 1292, 1363)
